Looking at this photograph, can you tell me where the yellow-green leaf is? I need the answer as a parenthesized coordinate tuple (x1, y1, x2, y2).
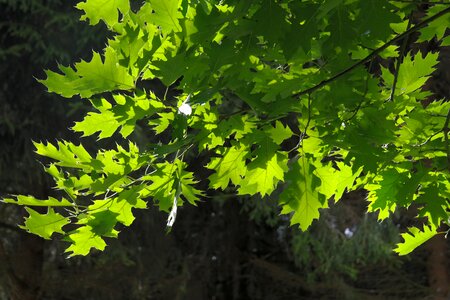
(394, 226, 438, 256)
(21, 208, 69, 240)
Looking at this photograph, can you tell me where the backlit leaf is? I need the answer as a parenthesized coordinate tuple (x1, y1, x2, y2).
(41, 47, 135, 98)
(76, 0, 130, 27)
(21, 208, 69, 240)
(394, 226, 438, 256)
(207, 143, 249, 189)
(4, 195, 73, 207)
(280, 156, 327, 231)
(65, 226, 108, 257)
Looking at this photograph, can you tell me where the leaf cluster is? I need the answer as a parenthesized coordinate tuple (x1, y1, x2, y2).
(2, 0, 450, 256)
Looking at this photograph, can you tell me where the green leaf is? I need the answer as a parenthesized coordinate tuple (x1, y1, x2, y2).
(73, 110, 119, 139)
(238, 152, 288, 196)
(366, 169, 401, 220)
(4, 195, 73, 207)
(237, 135, 288, 196)
(76, 0, 130, 27)
(179, 170, 203, 205)
(73, 93, 164, 139)
(143, 163, 176, 211)
(356, 0, 400, 41)
(216, 114, 257, 141)
(417, 6, 450, 42)
(282, 2, 319, 57)
(150, 111, 175, 135)
(87, 196, 146, 227)
(207, 143, 249, 189)
(252, 0, 288, 44)
(417, 183, 448, 227)
(279, 156, 327, 231)
(153, 52, 188, 86)
(65, 226, 108, 257)
(394, 226, 438, 256)
(149, 0, 182, 33)
(366, 166, 427, 220)
(21, 208, 69, 240)
(34, 141, 92, 169)
(87, 210, 120, 237)
(267, 121, 293, 145)
(395, 52, 438, 95)
(142, 160, 201, 211)
(314, 162, 362, 201)
(40, 47, 135, 98)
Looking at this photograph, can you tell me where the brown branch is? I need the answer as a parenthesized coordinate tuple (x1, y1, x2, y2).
(292, 6, 450, 99)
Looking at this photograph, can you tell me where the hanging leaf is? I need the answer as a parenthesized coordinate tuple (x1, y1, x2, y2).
(394, 226, 438, 256)
(280, 156, 327, 231)
(40, 47, 135, 98)
(76, 0, 130, 27)
(21, 208, 69, 240)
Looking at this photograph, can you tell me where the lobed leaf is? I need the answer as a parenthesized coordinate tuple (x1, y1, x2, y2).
(76, 0, 130, 27)
(21, 208, 70, 240)
(40, 47, 135, 98)
(394, 226, 438, 256)
(280, 156, 327, 231)
(4, 195, 73, 207)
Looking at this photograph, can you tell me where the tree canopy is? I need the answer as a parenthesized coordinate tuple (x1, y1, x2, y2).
(2, 0, 450, 257)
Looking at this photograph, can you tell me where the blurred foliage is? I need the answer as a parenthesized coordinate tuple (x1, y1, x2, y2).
(290, 211, 399, 280)
(0, 0, 107, 193)
(242, 191, 432, 299)
(243, 191, 400, 268)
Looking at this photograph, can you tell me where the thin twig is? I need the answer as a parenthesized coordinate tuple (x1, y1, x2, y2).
(289, 93, 312, 154)
(344, 60, 375, 122)
(303, 93, 312, 143)
(413, 130, 443, 147)
(297, 94, 311, 152)
(292, 6, 450, 99)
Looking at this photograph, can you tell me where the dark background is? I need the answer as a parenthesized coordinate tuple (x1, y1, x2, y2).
(0, 1, 449, 299)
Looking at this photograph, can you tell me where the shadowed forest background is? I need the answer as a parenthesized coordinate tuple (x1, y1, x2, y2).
(0, 0, 449, 299)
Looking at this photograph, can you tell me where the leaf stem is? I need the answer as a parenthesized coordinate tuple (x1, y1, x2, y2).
(344, 59, 375, 122)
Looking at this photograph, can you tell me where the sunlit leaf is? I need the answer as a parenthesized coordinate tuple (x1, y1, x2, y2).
(394, 226, 438, 256)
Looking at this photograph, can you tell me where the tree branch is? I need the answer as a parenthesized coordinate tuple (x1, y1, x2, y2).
(292, 6, 450, 99)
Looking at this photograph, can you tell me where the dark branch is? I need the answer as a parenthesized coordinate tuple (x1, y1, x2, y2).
(292, 6, 450, 99)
